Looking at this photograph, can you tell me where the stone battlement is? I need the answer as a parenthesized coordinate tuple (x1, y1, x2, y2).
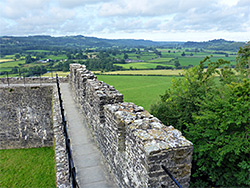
(0, 76, 68, 85)
(69, 64, 193, 188)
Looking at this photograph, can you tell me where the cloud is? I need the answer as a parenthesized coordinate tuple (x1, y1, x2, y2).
(57, 0, 111, 9)
(1, 0, 50, 19)
(0, 0, 249, 41)
(99, 0, 219, 17)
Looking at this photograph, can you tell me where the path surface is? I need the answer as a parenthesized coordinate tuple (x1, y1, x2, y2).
(60, 83, 117, 188)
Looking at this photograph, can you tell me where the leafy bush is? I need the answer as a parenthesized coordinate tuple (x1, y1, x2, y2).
(151, 43, 250, 187)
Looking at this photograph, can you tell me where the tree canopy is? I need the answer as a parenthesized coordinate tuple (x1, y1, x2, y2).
(151, 43, 250, 187)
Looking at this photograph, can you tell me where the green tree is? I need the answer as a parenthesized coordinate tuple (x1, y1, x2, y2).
(151, 43, 250, 187)
(124, 53, 129, 59)
(25, 55, 33, 64)
(15, 53, 21, 59)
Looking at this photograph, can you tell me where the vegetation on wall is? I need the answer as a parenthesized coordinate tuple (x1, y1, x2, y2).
(151, 42, 250, 187)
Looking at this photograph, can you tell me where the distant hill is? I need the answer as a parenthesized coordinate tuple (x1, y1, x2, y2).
(0, 35, 182, 55)
(184, 39, 245, 51)
(0, 35, 245, 55)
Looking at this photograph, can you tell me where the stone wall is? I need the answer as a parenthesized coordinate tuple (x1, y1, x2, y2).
(0, 83, 70, 187)
(52, 85, 70, 187)
(0, 76, 68, 85)
(0, 85, 54, 149)
(69, 64, 193, 188)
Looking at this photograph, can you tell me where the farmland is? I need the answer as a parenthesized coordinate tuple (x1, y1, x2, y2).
(97, 75, 176, 111)
(100, 69, 184, 76)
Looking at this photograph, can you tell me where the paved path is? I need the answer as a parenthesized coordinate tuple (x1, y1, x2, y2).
(60, 83, 117, 188)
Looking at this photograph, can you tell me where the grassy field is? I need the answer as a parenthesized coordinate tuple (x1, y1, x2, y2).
(97, 75, 177, 111)
(26, 50, 51, 53)
(0, 147, 56, 187)
(147, 57, 173, 63)
(0, 60, 25, 68)
(114, 62, 172, 69)
(42, 71, 69, 77)
(0, 59, 13, 63)
(46, 55, 67, 60)
(100, 69, 184, 76)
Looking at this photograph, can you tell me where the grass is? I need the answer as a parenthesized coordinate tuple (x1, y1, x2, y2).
(0, 147, 56, 188)
(0, 60, 25, 68)
(46, 55, 67, 60)
(97, 75, 177, 111)
(26, 50, 50, 53)
(101, 69, 184, 76)
(114, 62, 172, 69)
(0, 59, 13, 63)
(147, 58, 173, 63)
(42, 71, 69, 77)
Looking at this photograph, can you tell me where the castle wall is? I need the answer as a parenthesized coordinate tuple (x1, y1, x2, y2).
(70, 64, 193, 188)
(0, 86, 54, 149)
(0, 76, 68, 85)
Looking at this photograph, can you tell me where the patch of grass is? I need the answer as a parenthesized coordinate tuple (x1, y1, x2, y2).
(97, 75, 177, 111)
(101, 69, 184, 76)
(114, 62, 172, 69)
(147, 58, 173, 63)
(179, 56, 237, 66)
(0, 59, 13, 63)
(26, 50, 51, 53)
(0, 147, 56, 188)
(0, 60, 25, 69)
(42, 71, 69, 77)
(46, 55, 67, 60)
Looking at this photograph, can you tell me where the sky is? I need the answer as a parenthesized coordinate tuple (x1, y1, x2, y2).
(0, 0, 250, 42)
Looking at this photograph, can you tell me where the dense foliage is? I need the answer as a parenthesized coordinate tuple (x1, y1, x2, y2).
(151, 43, 250, 187)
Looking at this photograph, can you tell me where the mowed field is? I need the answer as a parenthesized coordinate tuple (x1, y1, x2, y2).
(97, 75, 177, 111)
(101, 69, 184, 76)
(114, 62, 173, 69)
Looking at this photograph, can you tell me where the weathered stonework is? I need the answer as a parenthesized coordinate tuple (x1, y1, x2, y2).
(52, 85, 70, 188)
(0, 85, 54, 149)
(0, 84, 70, 188)
(70, 64, 193, 188)
(0, 76, 68, 85)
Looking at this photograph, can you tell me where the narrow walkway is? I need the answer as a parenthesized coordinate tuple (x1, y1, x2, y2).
(60, 83, 117, 188)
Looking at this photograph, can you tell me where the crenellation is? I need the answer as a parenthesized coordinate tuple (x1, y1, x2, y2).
(0, 76, 68, 85)
(0, 63, 193, 188)
(70, 63, 193, 188)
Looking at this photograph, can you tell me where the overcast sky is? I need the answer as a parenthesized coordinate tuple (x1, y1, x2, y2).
(0, 0, 249, 41)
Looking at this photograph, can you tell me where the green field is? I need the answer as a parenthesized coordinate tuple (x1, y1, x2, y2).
(97, 75, 177, 111)
(147, 57, 173, 63)
(0, 60, 25, 68)
(46, 55, 67, 60)
(114, 62, 172, 69)
(101, 69, 184, 76)
(0, 147, 56, 187)
(42, 71, 69, 77)
(0, 59, 13, 63)
(26, 50, 51, 53)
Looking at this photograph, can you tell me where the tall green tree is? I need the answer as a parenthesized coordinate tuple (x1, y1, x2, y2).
(151, 43, 250, 187)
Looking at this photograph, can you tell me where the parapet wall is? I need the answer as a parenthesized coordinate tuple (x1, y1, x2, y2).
(0, 76, 68, 85)
(70, 64, 193, 188)
(0, 86, 54, 149)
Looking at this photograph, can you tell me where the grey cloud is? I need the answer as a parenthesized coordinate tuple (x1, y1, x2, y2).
(99, 0, 218, 17)
(1, 0, 50, 19)
(57, 0, 111, 9)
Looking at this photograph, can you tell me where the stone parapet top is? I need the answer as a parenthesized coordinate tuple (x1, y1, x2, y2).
(105, 102, 192, 155)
